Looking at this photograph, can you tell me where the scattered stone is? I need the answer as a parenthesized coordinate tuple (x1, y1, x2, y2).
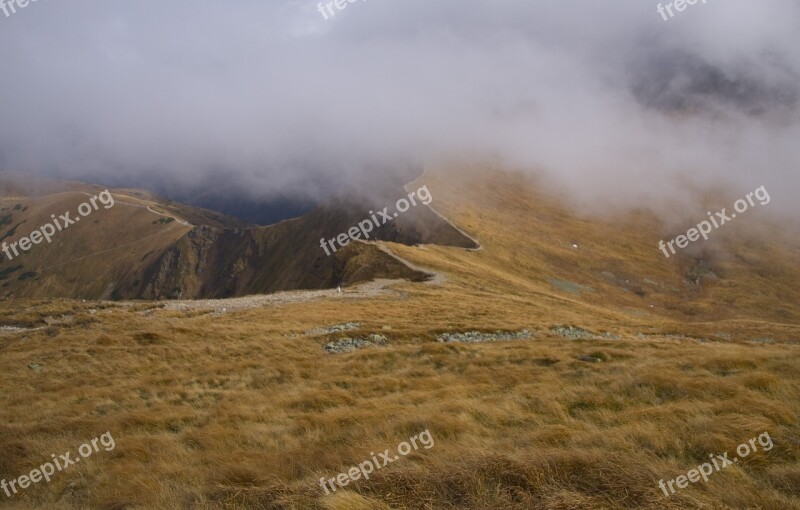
(551, 326, 594, 339)
(436, 329, 532, 344)
(43, 315, 73, 326)
(551, 326, 618, 340)
(0, 326, 41, 334)
(324, 334, 387, 354)
(307, 322, 361, 336)
(27, 363, 43, 372)
(1, 326, 29, 333)
(636, 332, 709, 343)
(577, 355, 603, 363)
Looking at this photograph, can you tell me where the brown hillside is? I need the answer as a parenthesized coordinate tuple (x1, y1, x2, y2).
(0, 174, 477, 300)
(0, 165, 798, 509)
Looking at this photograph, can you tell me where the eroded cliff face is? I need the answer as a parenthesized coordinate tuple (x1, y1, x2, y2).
(132, 223, 433, 300)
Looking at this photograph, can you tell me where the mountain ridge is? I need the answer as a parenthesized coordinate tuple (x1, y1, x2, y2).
(0, 173, 478, 300)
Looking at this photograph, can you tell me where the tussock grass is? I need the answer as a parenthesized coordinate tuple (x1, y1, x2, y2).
(1, 168, 798, 508)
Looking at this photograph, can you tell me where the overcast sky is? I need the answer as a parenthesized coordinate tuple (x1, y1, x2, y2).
(0, 0, 798, 217)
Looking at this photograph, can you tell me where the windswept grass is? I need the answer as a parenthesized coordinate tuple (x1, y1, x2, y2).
(0, 168, 798, 509)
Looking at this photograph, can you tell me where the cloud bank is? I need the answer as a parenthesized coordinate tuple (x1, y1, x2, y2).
(0, 0, 798, 217)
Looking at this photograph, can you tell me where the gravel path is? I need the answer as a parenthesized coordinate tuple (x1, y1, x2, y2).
(374, 244, 447, 285)
(158, 278, 402, 313)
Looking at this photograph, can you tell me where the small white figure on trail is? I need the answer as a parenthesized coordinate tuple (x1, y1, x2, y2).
(337, 286, 342, 294)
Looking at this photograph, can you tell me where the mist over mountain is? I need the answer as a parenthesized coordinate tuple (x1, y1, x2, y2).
(0, 0, 798, 219)
(630, 49, 799, 116)
(176, 194, 315, 226)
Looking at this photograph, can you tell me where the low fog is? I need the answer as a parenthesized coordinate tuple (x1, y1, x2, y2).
(0, 0, 798, 220)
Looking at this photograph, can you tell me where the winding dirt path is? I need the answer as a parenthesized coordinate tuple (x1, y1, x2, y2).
(151, 278, 406, 314)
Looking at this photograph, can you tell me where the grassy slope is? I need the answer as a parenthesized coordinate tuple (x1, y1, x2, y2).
(0, 167, 798, 509)
(0, 189, 195, 299)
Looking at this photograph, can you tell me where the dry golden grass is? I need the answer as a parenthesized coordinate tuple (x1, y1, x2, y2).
(0, 167, 798, 509)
